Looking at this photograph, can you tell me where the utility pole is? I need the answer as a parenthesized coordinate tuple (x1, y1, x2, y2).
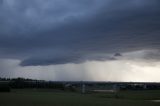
(82, 83, 86, 94)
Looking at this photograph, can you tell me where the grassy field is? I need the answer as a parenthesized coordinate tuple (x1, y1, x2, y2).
(0, 89, 160, 106)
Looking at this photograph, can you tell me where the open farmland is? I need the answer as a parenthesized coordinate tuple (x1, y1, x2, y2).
(0, 89, 160, 106)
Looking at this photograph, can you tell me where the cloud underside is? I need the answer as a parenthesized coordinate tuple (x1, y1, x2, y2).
(0, 0, 160, 66)
(1, 56, 160, 82)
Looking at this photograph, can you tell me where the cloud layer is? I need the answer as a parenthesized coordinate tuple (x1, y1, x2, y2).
(1, 52, 160, 82)
(0, 0, 160, 67)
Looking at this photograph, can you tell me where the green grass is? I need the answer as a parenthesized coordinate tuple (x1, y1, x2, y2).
(0, 89, 160, 106)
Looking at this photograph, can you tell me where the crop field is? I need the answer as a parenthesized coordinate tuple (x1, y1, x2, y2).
(0, 89, 160, 106)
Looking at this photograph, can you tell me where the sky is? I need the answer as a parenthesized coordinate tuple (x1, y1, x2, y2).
(0, 0, 160, 82)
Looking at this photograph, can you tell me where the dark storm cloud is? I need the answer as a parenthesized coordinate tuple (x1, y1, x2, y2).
(0, 0, 160, 66)
(0, 0, 3, 4)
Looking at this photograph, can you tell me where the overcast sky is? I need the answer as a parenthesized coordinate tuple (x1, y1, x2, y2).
(0, 0, 160, 82)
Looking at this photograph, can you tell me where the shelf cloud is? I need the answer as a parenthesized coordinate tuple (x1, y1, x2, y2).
(0, 0, 160, 81)
(0, 0, 160, 66)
